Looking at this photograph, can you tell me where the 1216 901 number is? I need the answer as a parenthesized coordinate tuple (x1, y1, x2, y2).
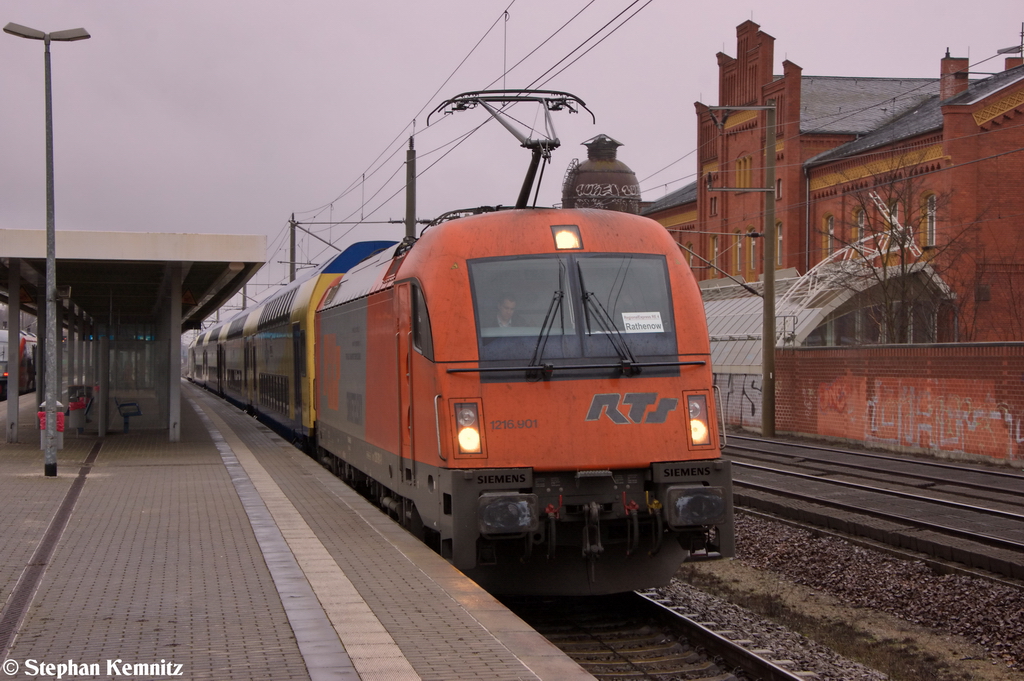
(490, 419, 538, 430)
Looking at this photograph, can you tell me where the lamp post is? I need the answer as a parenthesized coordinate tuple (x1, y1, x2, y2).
(4, 22, 90, 477)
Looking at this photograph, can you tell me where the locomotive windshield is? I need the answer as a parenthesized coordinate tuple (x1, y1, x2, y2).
(468, 253, 676, 367)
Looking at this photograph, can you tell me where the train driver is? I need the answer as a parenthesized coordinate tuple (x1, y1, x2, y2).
(496, 294, 518, 327)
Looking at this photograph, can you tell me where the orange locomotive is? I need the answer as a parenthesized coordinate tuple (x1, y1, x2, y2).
(314, 206, 733, 595)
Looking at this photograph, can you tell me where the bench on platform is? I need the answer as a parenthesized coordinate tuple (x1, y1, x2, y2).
(114, 397, 142, 433)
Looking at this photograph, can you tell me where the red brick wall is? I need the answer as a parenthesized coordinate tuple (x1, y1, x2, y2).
(774, 344, 1024, 462)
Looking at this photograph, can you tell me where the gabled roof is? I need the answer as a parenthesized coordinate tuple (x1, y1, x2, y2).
(806, 93, 943, 165)
(806, 64, 1024, 166)
(800, 76, 940, 135)
(944, 63, 1024, 105)
(641, 181, 697, 216)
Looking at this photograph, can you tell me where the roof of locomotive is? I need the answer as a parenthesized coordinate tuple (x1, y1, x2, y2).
(414, 207, 683, 259)
(318, 207, 696, 314)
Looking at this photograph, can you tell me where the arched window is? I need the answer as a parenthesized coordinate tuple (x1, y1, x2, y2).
(853, 208, 865, 243)
(710, 236, 719, 277)
(923, 194, 937, 246)
(748, 227, 757, 270)
(685, 242, 694, 267)
(735, 231, 743, 273)
(823, 215, 835, 256)
(887, 201, 900, 229)
(734, 156, 752, 189)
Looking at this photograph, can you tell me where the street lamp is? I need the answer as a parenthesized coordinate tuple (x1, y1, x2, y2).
(4, 22, 90, 477)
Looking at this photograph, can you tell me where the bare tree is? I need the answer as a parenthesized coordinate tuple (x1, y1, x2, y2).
(799, 170, 978, 344)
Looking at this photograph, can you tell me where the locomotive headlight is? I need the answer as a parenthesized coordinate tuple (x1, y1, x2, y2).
(478, 492, 539, 535)
(551, 224, 582, 250)
(665, 485, 727, 529)
(689, 399, 702, 418)
(687, 395, 711, 446)
(455, 402, 481, 454)
(457, 406, 477, 427)
(458, 426, 481, 452)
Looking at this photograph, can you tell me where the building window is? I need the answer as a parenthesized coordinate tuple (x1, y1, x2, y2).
(685, 242, 694, 267)
(924, 194, 937, 246)
(853, 208, 865, 243)
(709, 196, 718, 216)
(887, 201, 900, 229)
(735, 232, 743, 273)
(824, 215, 835, 256)
(735, 156, 752, 189)
(710, 236, 719, 277)
(748, 228, 757, 270)
(776, 223, 783, 267)
(775, 178, 782, 200)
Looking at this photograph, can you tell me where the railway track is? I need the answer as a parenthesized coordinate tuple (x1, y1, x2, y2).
(501, 591, 810, 680)
(724, 434, 1024, 580)
(727, 434, 1024, 504)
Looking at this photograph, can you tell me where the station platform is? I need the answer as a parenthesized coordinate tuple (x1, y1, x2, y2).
(0, 383, 592, 681)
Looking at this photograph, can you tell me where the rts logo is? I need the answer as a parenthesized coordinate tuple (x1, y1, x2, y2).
(585, 393, 677, 424)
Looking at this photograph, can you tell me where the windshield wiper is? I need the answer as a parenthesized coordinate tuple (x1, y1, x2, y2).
(527, 289, 564, 380)
(528, 260, 571, 380)
(577, 265, 640, 375)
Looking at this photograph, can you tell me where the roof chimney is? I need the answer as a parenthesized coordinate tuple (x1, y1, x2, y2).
(941, 49, 970, 100)
(1007, 56, 1024, 71)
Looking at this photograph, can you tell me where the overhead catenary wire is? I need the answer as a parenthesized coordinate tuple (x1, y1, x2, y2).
(278, 17, 1022, 300)
(294, 1, 520, 220)
(533, 0, 654, 89)
(304, 1, 652, 258)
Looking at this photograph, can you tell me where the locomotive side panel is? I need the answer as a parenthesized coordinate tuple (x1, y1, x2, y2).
(317, 298, 368, 443)
(364, 290, 400, 455)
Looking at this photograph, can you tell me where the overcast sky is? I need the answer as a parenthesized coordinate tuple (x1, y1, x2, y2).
(2, 1, 1021, 305)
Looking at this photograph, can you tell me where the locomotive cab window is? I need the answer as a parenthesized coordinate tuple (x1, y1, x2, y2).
(412, 284, 434, 360)
(468, 256, 578, 362)
(467, 253, 677, 365)
(576, 254, 676, 358)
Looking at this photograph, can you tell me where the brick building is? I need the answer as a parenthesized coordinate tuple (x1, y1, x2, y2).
(645, 20, 1024, 344)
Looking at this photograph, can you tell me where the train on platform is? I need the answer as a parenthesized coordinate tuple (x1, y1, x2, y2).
(190, 89, 733, 595)
(0, 329, 37, 401)
(188, 207, 734, 595)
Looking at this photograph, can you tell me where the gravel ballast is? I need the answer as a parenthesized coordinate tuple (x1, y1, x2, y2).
(655, 513, 1024, 680)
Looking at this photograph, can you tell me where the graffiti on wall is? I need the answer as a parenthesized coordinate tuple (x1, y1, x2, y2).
(714, 373, 763, 430)
(812, 375, 1020, 460)
(719, 370, 1023, 461)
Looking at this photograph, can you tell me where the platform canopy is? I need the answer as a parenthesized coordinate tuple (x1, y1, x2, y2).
(2, 228, 265, 444)
(0, 229, 265, 331)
